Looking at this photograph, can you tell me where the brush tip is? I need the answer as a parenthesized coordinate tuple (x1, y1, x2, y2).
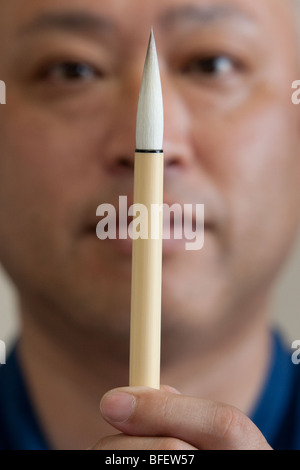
(136, 29, 164, 151)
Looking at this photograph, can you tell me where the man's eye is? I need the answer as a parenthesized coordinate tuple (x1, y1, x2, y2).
(181, 56, 238, 78)
(39, 61, 102, 81)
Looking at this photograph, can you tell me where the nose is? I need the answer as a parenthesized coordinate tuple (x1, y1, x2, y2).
(101, 85, 137, 173)
(161, 74, 194, 174)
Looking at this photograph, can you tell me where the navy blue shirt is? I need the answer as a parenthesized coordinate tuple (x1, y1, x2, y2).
(0, 332, 300, 450)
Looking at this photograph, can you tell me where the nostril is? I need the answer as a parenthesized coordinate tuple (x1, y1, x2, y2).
(111, 157, 134, 173)
(117, 157, 134, 169)
(166, 158, 179, 167)
(164, 156, 184, 171)
(105, 156, 135, 175)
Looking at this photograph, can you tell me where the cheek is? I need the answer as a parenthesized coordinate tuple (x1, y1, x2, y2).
(218, 106, 300, 286)
(228, 107, 300, 227)
(0, 104, 102, 288)
(0, 100, 104, 215)
(189, 83, 300, 229)
(0, 106, 94, 271)
(188, 86, 300, 272)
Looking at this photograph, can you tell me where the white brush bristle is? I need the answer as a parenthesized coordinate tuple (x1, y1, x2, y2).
(136, 29, 164, 151)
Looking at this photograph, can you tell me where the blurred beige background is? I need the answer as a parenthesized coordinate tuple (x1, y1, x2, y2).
(0, 229, 300, 353)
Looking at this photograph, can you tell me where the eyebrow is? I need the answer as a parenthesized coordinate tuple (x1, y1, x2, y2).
(18, 11, 115, 36)
(18, 4, 255, 38)
(158, 4, 255, 29)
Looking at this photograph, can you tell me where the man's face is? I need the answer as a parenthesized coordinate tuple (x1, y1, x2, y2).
(0, 0, 299, 341)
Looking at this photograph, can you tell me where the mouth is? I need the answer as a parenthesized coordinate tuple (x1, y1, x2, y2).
(82, 198, 208, 256)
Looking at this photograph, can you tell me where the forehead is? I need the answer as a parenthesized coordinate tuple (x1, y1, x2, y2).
(0, 0, 293, 36)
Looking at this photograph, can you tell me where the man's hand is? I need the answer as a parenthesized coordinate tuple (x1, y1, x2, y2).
(91, 386, 272, 450)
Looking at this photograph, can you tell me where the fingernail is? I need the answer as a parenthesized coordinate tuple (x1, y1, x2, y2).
(100, 391, 136, 423)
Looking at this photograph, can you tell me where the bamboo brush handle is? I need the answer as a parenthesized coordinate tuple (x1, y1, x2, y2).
(129, 151, 164, 389)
